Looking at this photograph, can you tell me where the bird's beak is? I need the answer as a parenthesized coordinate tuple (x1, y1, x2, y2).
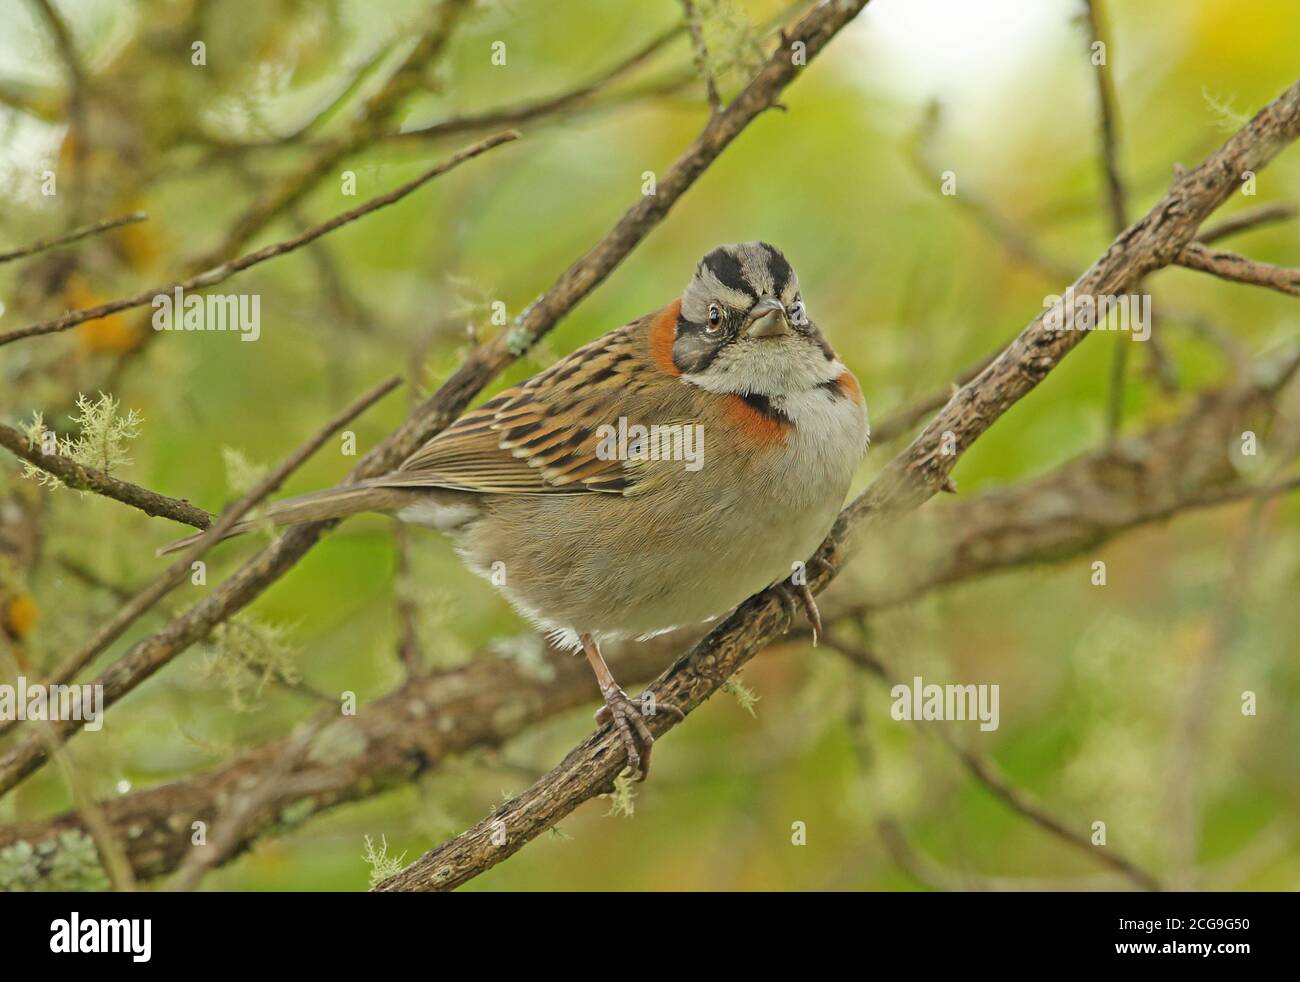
(744, 296, 791, 338)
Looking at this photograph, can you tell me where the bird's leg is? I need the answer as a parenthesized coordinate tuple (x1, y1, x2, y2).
(581, 633, 682, 782)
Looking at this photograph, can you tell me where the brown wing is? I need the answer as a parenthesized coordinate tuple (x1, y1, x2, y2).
(379, 313, 665, 496)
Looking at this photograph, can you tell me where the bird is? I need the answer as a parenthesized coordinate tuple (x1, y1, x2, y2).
(162, 242, 870, 779)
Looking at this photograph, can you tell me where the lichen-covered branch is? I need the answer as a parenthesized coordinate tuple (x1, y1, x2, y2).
(3, 375, 400, 731)
(0, 422, 212, 529)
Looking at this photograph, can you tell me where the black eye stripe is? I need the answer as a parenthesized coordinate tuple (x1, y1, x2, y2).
(672, 312, 727, 373)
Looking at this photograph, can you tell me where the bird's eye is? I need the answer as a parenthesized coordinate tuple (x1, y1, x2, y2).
(706, 304, 722, 331)
(790, 300, 807, 325)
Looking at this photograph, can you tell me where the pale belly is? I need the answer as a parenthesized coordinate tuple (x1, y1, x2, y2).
(453, 438, 856, 648)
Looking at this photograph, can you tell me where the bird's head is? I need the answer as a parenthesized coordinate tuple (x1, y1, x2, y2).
(674, 241, 838, 397)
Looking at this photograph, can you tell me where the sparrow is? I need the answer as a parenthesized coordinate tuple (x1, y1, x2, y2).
(163, 242, 869, 779)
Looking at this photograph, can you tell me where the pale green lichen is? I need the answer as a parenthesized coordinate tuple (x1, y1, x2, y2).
(489, 634, 555, 683)
(278, 798, 318, 828)
(602, 773, 636, 819)
(219, 446, 276, 538)
(698, 0, 766, 85)
(220, 446, 268, 496)
(203, 614, 300, 712)
(47, 830, 110, 891)
(444, 272, 495, 322)
(22, 393, 144, 491)
(20, 414, 56, 487)
(305, 721, 367, 765)
(404, 588, 469, 670)
(504, 324, 533, 357)
(0, 840, 41, 891)
(722, 675, 760, 717)
(0, 831, 109, 892)
(1202, 86, 1250, 133)
(361, 834, 405, 887)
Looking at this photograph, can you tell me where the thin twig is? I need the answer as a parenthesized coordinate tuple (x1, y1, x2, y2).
(395, 22, 687, 141)
(192, 39, 398, 152)
(389, 3, 808, 144)
(0, 131, 519, 348)
(192, 0, 475, 268)
(29, 0, 88, 222)
(872, 353, 995, 444)
(1083, 0, 1127, 233)
(0, 643, 134, 891)
(48, 743, 137, 891)
(1164, 388, 1300, 889)
(55, 555, 137, 602)
(681, 0, 723, 113)
(0, 212, 147, 265)
(393, 524, 424, 674)
(1083, 0, 1147, 435)
(828, 634, 1160, 890)
(1197, 202, 1298, 244)
(1177, 241, 1300, 298)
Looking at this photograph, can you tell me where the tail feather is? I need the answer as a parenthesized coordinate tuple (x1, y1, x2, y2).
(156, 482, 415, 557)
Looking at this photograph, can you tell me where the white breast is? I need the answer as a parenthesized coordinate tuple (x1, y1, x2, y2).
(773, 371, 870, 506)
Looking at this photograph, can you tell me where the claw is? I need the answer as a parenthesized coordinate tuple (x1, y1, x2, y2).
(596, 687, 657, 781)
(797, 582, 822, 646)
(776, 579, 822, 646)
(595, 690, 684, 724)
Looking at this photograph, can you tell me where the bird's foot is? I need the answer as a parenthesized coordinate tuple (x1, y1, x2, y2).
(775, 579, 822, 646)
(594, 687, 685, 782)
